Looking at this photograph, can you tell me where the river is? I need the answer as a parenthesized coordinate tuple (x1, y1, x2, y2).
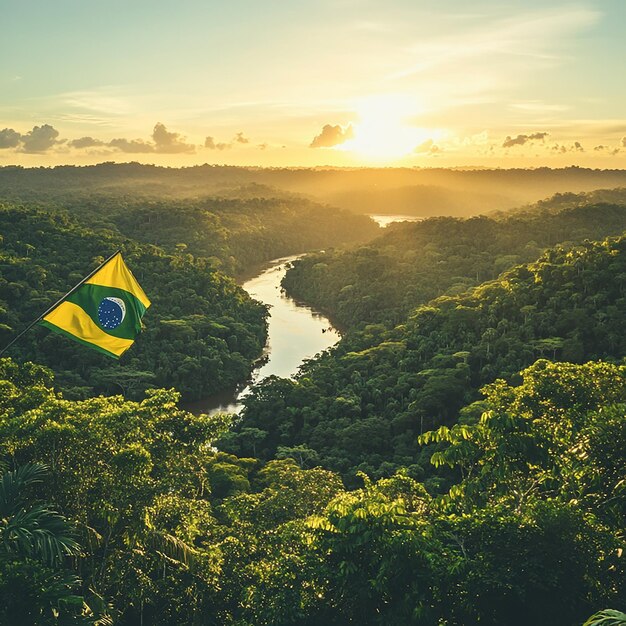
(367, 214, 424, 227)
(184, 255, 341, 415)
(187, 214, 419, 415)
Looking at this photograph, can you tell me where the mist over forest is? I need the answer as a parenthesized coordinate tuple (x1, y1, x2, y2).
(3, 162, 626, 216)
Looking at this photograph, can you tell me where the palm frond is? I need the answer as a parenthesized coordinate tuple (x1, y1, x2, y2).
(84, 588, 115, 626)
(583, 609, 626, 626)
(147, 530, 199, 568)
(2, 504, 81, 564)
(0, 462, 48, 517)
(0, 463, 81, 565)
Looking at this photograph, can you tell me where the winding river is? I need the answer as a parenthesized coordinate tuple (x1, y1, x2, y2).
(185, 255, 341, 415)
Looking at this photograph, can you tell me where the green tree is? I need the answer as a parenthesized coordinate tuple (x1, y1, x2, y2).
(0, 463, 92, 625)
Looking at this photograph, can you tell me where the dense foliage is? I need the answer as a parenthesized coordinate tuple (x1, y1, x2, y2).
(0, 165, 379, 275)
(1, 357, 623, 624)
(2, 169, 626, 624)
(283, 200, 626, 329)
(226, 234, 626, 483)
(0, 164, 379, 399)
(0, 204, 268, 400)
(16, 194, 378, 276)
(0, 462, 87, 624)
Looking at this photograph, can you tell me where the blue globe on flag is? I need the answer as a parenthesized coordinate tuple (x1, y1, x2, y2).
(98, 297, 126, 330)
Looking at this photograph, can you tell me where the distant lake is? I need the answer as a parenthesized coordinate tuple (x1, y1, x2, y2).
(368, 214, 424, 227)
(184, 255, 340, 415)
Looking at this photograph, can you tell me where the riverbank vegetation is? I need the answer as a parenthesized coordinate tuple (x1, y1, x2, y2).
(0, 165, 379, 274)
(283, 191, 626, 329)
(229, 231, 626, 484)
(0, 174, 377, 400)
(20, 194, 378, 275)
(0, 203, 267, 400)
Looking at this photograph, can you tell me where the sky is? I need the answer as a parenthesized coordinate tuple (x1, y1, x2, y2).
(1, 0, 625, 168)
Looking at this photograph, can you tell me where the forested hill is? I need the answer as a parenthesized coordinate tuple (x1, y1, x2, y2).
(282, 199, 626, 329)
(0, 172, 378, 397)
(2, 163, 626, 216)
(496, 186, 626, 217)
(0, 203, 267, 400)
(224, 234, 626, 483)
(0, 190, 378, 276)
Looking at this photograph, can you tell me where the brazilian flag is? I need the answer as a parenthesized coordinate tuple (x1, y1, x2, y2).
(40, 252, 151, 358)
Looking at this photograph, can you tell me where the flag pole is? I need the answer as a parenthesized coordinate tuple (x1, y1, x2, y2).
(0, 250, 121, 358)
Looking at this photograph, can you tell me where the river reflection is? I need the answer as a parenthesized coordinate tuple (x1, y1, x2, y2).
(184, 255, 340, 415)
(367, 214, 424, 227)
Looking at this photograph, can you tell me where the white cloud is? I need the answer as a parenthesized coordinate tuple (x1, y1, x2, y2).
(510, 101, 570, 113)
(394, 6, 601, 79)
(386, 5, 602, 113)
(61, 88, 132, 116)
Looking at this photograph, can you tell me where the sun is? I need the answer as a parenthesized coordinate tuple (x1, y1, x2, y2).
(340, 94, 435, 161)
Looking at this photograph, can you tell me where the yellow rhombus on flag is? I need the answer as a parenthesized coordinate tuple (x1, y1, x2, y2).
(40, 252, 151, 358)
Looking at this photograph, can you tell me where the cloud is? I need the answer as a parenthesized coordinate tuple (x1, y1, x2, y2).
(98, 123, 196, 154)
(204, 136, 231, 150)
(414, 138, 441, 154)
(0, 124, 65, 153)
(502, 132, 549, 148)
(0, 128, 21, 149)
(60, 88, 131, 116)
(622, 137, 626, 147)
(395, 7, 600, 80)
(552, 141, 584, 153)
(3, 123, 194, 155)
(152, 122, 195, 154)
(68, 136, 106, 149)
(108, 138, 155, 153)
(20, 124, 62, 153)
(510, 101, 569, 113)
(310, 123, 354, 148)
(204, 131, 251, 150)
(594, 144, 621, 156)
(257, 142, 268, 150)
(414, 139, 434, 153)
(460, 131, 489, 146)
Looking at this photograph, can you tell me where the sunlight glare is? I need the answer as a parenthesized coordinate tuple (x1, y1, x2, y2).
(340, 95, 432, 160)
